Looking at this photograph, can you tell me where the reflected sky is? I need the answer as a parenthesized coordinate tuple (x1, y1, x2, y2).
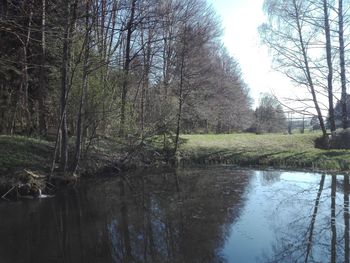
(221, 171, 349, 263)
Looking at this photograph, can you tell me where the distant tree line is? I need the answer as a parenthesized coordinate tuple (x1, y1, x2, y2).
(0, 0, 252, 173)
(248, 93, 287, 134)
(261, 0, 350, 136)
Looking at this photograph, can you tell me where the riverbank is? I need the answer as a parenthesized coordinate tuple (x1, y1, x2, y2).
(2, 133, 350, 198)
(0, 135, 166, 198)
(177, 133, 350, 171)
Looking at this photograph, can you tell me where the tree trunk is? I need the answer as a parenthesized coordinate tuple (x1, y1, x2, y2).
(120, 0, 137, 136)
(293, 0, 327, 136)
(23, 0, 34, 133)
(301, 115, 305, 134)
(73, 0, 90, 173)
(174, 54, 185, 155)
(140, 25, 152, 140)
(59, 0, 73, 174)
(323, 0, 336, 133)
(338, 0, 348, 129)
(38, 0, 47, 136)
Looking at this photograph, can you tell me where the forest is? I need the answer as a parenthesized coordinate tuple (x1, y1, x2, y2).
(0, 0, 254, 175)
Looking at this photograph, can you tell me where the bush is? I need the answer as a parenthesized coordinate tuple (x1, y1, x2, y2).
(315, 129, 350, 149)
(329, 129, 350, 149)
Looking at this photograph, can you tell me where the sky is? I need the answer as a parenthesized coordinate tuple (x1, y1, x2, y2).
(208, 0, 295, 108)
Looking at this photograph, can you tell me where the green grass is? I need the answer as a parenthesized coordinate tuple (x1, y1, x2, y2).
(0, 135, 53, 192)
(177, 133, 350, 172)
(0, 135, 123, 192)
(0, 135, 52, 174)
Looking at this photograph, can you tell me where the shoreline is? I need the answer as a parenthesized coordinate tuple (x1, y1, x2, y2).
(1, 133, 350, 199)
(177, 133, 350, 173)
(177, 150, 350, 174)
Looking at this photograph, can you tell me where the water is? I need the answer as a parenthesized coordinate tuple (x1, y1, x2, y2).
(0, 167, 349, 263)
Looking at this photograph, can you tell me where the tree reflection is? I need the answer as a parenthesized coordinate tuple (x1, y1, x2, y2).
(119, 179, 133, 262)
(2, 169, 348, 263)
(305, 174, 325, 262)
(331, 175, 337, 263)
(344, 175, 349, 263)
(261, 174, 350, 263)
(0, 168, 277, 263)
(260, 170, 281, 185)
(107, 169, 252, 262)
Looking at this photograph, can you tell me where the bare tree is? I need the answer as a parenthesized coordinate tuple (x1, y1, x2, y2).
(172, 0, 220, 153)
(338, 0, 348, 129)
(58, 0, 78, 175)
(323, 0, 336, 132)
(261, 0, 327, 136)
(59, 0, 72, 174)
(73, 0, 92, 173)
(119, 0, 137, 136)
(38, 0, 48, 136)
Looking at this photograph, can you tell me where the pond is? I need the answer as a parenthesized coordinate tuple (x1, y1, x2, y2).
(0, 167, 349, 263)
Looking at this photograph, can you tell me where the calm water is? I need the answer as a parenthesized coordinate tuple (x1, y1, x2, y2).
(0, 167, 349, 263)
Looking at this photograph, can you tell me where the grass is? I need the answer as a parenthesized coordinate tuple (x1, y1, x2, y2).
(177, 133, 350, 172)
(0, 135, 52, 174)
(0, 135, 53, 193)
(1, 132, 350, 192)
(0, 134, 164, 193)
(0, 135, 131, 196)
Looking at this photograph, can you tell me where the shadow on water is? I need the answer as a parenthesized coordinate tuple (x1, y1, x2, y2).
(0, 167, 349, 263)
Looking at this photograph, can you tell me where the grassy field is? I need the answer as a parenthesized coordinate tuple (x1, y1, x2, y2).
(177, 133, 350, 172)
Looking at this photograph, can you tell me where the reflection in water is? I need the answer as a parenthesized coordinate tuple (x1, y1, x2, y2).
(220, 171, 350, 263)
(345, 175, 350, 263)
(331, 175, 337, 263)
(0, 168, 349, 263)
(305, 174, 325, 262)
